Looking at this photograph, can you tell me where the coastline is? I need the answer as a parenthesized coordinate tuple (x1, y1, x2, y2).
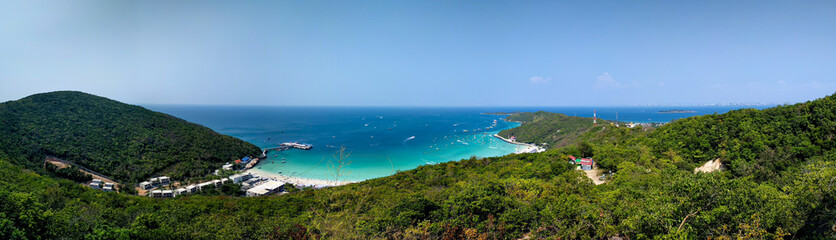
(492, 134, 545, 154)
(246, 118, 532, 185)
(246, 168, 356, 187)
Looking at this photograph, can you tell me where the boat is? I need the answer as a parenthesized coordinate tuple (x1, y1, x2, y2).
(281, 160, 286, 163)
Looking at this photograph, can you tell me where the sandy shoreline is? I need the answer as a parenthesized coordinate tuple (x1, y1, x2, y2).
(492, 134, 545, 154)
(246, 168, 356, 187)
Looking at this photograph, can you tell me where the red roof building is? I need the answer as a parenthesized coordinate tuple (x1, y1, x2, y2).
(580, 159, 594, 166)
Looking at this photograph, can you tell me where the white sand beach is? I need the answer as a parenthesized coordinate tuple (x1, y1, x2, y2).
(493, 134, 545, 154)
(247, 168, 355, 187)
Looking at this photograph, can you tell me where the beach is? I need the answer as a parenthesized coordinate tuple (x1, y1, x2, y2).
(493, 134, 546, 154)
(247, 168, 356, 187)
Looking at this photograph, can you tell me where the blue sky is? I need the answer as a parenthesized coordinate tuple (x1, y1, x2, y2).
(1, 1, 835, 106)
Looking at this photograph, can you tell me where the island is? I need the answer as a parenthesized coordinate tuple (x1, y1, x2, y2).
(659, 109, 697, 113)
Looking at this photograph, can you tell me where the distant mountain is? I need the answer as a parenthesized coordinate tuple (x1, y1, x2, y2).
(0, 91, 261, 182)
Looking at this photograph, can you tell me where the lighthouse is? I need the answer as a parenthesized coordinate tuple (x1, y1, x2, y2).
(593, 110, 597, 126)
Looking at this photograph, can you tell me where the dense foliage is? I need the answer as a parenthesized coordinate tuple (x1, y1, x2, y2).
(44, 163, 93, 183)
(0, 91, 262, 183)
(498, 111, 608, 148)
(1, 92, 835, 239)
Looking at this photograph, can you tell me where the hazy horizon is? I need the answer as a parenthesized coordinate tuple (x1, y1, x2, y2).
(2, 1, 835, 106)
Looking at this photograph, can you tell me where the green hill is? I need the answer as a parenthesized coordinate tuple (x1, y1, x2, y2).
(498, 111, 606, 148)
(0, 91, 261, 182)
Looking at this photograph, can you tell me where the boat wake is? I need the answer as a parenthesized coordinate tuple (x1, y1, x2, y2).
(403, 136, 416, 143)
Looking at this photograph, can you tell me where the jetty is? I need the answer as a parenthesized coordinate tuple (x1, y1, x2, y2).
(261, 142, 313, 157)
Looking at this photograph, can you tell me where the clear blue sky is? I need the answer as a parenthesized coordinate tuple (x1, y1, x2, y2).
(1, 1, 835, 106)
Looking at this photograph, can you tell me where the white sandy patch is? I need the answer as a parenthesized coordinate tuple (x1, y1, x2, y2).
(247, 168, 355, 187)
(694, 158, 723, 173)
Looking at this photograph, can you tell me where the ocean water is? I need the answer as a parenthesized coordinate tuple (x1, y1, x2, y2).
(145, 105, 772, 181)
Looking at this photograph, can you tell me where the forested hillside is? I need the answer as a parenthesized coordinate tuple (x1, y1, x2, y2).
(0, 91, 262, 182)
(0, 92, 835, 239)
(497, 111, 605, 148)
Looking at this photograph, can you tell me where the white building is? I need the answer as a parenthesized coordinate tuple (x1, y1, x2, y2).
(228, 173, 253, 184)
(162, 190, 174, 198)
(186, 185, 198, 193)
(222, 163, 233, 171)
(246, 181, 285, 197)
(139, 181, 153, 190)
(150, 190, 163, 198)
(175, 188, 188, 195)
(197, 182, 214, 191)
(150, 177, 160, 185)
(159, 176, 170, 185)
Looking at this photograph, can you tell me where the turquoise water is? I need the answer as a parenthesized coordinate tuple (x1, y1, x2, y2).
(144, 107, 523, 181)
(144, 105, 772, 182)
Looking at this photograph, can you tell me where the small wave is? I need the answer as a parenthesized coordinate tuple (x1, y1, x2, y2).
(403, 136, 416, 142)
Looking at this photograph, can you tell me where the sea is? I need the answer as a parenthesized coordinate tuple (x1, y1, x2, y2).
(144, 105, 772, 182)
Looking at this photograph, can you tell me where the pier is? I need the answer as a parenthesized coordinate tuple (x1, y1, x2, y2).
(261, 142, 313, 157)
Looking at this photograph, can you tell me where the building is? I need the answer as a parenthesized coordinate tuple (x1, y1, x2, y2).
(175, 188, 188, 195)
(186, 185, 198, 193)
(580, 159, 594, 170)
(246, 181, 285, 197)
(229, 173, 253, 184)
(212, 179, 222, 187)
(222, 163, 233, 171)
(150, 190, 163, 198)
(150, 177, 160, 185)
(159, 176, 170, 185)
(139, 181, 153, 190)
(89, 179, 103, 189)
(197, 182, 214, 191)
(162, 190, 174, 198)
(569, 155, 595, 170)
(241, 177, 263, 190)
(102, 182, 115, 192)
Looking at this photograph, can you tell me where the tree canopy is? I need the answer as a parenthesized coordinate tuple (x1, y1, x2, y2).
(0, 91, 262, 183)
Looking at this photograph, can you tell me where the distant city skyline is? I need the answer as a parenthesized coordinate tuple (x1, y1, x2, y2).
(2, 1, 835, 106)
